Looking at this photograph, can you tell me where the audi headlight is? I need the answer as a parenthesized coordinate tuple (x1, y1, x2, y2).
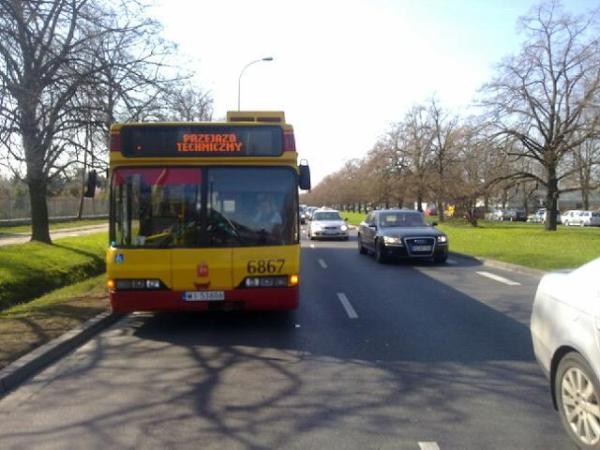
(312, 224, 323, 231)
(437, 235, 448, 243)
(383, 236, 403, 246)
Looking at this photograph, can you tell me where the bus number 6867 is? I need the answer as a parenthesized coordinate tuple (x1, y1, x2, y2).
(247, 259, 285, 274)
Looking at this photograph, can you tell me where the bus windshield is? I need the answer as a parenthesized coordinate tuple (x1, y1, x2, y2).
(111, 167, 298, 248)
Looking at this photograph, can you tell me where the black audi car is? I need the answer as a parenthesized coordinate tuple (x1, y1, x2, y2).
(357, 209, 448, 263)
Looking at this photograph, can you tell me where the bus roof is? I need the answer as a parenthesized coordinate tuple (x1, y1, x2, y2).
(226, 111, 286, 123)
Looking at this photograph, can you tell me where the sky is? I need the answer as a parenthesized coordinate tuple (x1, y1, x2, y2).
(150, 0, 595, 185)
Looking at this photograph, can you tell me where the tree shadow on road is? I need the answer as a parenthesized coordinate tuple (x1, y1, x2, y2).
(0, 247, 571, 449)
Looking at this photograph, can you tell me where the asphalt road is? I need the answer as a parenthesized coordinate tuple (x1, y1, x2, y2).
(0, 227, 574, 449)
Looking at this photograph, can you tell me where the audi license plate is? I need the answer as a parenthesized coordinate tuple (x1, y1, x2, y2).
(183, 291, 225, 302)
(411, 245, 432, 252)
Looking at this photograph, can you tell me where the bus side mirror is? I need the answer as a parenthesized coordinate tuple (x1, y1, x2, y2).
(299, 162, 311, 191)
(84, 170, 97, 198)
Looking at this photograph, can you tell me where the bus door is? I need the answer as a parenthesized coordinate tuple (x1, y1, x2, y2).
(170, 178, 234, 294)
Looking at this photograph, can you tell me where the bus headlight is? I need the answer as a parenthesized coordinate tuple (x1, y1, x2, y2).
(146, 279, 161, 289)
(114, 279, 163, 290)
(244, 276, 290, 288)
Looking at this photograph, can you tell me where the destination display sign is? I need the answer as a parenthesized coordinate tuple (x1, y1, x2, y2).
(120, 125, 283, 157)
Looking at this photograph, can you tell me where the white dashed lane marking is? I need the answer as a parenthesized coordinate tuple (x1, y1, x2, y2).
(418, 442, 440, 450)
(310, 244, 315, 248)
(337, 293, 358, 319)
(476, 271, 521, 286)
(318, 259, 328, 269)
(446, 258, 457, 265)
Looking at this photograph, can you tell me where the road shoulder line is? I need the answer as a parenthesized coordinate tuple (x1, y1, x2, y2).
(0, 311, 122, 397)
(450, 251, 546, 277)
(476, 270, 521, 286)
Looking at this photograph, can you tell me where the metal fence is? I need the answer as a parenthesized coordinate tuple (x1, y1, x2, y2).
(0, 195, 108, 220)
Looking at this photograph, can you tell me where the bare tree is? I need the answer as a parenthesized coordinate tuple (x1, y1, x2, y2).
(399, 106, 434, 211)
(0, 0, 195, 242)
(572, 135, 600, 209)
(156, 83, 214, 122)
(481, 0, 600, 230)
(428, 97, 459, 222)
(0, 1, 109, 241)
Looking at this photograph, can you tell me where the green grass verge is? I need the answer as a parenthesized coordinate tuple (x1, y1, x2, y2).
(0, 218, 106, 236)
(341, 211, 438, 226)
(340, 211, 367, 226)
(438, 220, 600, 270)
(0, 274, 108, 370)
(0, 274, 107, 319)
(0, 232, 108, 311)
(341, 211, 600, 270)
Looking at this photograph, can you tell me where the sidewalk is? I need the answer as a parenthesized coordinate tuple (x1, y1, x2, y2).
(0, 224, 108, 246)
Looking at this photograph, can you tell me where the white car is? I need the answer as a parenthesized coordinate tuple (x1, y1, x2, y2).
(529, 208, 562, 224)
(565, 210, 600, 227)
(531, 257, 600, 448)
(308, 210, 349, 240)
(562, 210, 580, 226)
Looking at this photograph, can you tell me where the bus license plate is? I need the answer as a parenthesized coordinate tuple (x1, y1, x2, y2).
(183, 291, 225, 302)
(411, 245, 432, 252)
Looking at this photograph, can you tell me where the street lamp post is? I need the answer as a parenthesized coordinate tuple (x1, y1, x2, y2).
(237, 57, 273, 111)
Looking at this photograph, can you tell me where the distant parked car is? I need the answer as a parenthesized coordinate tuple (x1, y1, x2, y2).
(531, 257, 600, 449)
(502, 209, 517, 221)
(562, 210, 583, 226)
(514, 208, 527, 221)
(581, 211, 600, 227)
(487, 209, 505, 221)
(425, 206, 437, 216)
(528, 209, 546, 223)
(564, 210, 600, 227)
(528, 208, 562, 224)
(357, 209, 448, 263)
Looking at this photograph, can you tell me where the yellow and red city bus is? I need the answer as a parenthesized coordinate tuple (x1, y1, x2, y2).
(106, 111, 310, 313)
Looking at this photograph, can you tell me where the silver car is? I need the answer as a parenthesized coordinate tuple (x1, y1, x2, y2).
(531, 257, 600, 448)
(308, 210, 349, 240)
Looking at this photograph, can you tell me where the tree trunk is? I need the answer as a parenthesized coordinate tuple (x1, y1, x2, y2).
(581, 186, 589, 211)
(437, 199, 445, 222)
(77, 124, 91, 220)
(416, 192, 423, 212)
(545, 171, 559, 231)
(467, 201, 478, 227)
(28, 178, 51, 243)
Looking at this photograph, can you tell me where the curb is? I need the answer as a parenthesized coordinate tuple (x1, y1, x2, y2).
(450, 252, 547, 277)
(0, 311, 122, 396)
